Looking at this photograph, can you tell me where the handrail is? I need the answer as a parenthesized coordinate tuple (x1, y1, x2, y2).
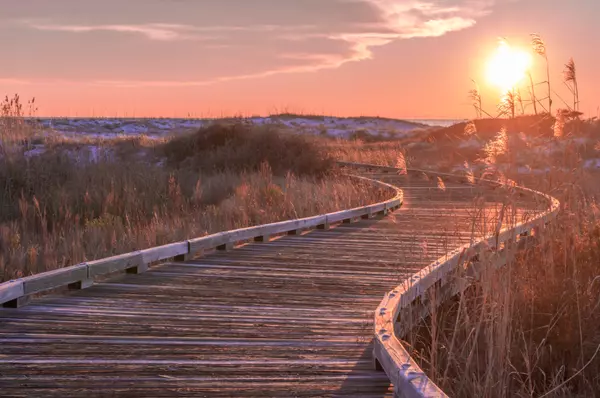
(0, 161, 560, 398)
(0, 174, 403, 308)
(339, 161, 560, 398)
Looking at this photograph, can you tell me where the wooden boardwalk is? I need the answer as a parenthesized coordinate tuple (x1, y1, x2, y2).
(0, 171, 543, 397)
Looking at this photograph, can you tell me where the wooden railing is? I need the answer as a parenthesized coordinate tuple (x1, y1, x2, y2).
(338, 162, 560, 398)
(0, 174, 403, 308)
(0, 161, 560, 398)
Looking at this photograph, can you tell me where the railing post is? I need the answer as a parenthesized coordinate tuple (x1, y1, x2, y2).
(254, 235, 271, 242)
(68, 279, 93, 290)
(217, 242, 234, 251)
(317, 222, 330, 230)
(3, 296, 31, 309)
(317, 217, 330, 230)
(373, 356, 383, 371)
(174, 241, 193, 261)
(376, 205, 388, 217)
(126, 262, 148, 274)
(174, 253, 194, 261)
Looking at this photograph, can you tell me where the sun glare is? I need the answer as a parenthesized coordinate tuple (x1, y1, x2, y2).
(486, 41, 532, 92)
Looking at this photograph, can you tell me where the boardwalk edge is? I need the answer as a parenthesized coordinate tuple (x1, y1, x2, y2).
(0, 170, 403, 307)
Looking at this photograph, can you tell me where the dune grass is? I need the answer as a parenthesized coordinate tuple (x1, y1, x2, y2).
(262, 109, 600, 397)
(0, 102, 389, 282)
(403, 116, 600, 397)
(2, 92, 600, 396)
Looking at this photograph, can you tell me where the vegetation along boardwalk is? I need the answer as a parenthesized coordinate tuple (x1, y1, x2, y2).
(0, 164, 550, 397)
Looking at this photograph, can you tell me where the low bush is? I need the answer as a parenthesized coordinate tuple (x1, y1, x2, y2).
(161, 123, 336, 177)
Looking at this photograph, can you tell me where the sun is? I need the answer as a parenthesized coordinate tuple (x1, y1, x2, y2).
(486, 41, 532, 92)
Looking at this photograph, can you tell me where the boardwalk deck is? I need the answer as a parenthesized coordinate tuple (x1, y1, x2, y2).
(0, 171, 544, 397)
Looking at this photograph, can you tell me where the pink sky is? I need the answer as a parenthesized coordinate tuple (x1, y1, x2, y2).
(1, 0, 598, 119)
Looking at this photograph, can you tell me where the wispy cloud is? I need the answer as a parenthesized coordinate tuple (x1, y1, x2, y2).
(272, 0, 491, 75)
(25, 22, 197, 41)
(11, 1, 504, 87)
(23, 20, 317, 41)
(399, 16, 477, 39)
(338, 0, 492, 52)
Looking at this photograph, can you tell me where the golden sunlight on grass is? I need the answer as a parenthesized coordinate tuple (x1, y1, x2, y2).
(486, 40, 532, 92)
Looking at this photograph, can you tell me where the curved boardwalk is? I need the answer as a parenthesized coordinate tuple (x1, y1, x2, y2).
(0, 170, 543, 397)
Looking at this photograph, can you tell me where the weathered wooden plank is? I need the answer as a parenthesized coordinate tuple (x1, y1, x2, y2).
(0, 163, 557, 398)
(184, 175, 401, 255)
(326, 202, 390, 224)
(87, 252, 145, 277)
(0, 170, 401, 307)
(140, 242, 188, 264)
(0, 280, 25, 307)
(188, 215, 328, 254)
(21, 264, 89, 296)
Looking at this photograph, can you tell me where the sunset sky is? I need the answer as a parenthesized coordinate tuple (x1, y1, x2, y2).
(1, 0, 598, 119)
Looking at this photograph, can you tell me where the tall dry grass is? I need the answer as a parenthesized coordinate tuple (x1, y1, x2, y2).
(326, 139, 406, 166)
(531, 33, 552, 115)
(324, 110, 600, 396)
(0, 94, 38, 158)
(406, 117, 600, 397)
(0, 101, 389, 282)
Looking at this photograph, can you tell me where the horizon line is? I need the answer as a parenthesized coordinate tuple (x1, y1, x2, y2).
(24, 113, 469, 122)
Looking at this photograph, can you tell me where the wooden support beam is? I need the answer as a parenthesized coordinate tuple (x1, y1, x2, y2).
(2, 295, 31, 309)
(217, 242, 234, 251)
(174, 253, 194, 262)
(376, 209, 388, 217)
(373, 357, 384, 371)
(126, 262, 148, 274)
(23, 264, 89, 296)
(0, 280, 24, 307)
(317, 223, 330, 230)
(68, 279, 93, 290)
